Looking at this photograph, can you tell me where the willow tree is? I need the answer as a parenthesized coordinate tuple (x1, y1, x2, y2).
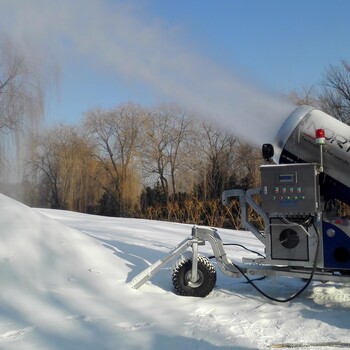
(0, 36, 45, 184)
(29, 125, 100, 211)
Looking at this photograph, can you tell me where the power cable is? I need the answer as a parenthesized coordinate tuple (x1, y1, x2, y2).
(210, 219, 320, 302)
(233, 220, 320, 302)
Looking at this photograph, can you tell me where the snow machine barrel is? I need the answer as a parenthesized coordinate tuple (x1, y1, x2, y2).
(271, 105, 350, 206)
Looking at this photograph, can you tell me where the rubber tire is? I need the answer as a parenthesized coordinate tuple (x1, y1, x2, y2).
(172, 256, 216, 297)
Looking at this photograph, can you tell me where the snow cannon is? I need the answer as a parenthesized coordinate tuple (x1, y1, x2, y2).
(272, 105, 350, 207)
(258, 106, 350, 276)
(131, 106, 350, 302)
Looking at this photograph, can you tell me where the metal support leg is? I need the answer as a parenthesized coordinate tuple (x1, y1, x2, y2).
(190, 240, 199, 283)
(130, 237, 194, 289)
(130, 225, 242, 290)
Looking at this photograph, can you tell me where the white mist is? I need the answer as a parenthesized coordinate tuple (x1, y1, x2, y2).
(1, 0, 296, 146)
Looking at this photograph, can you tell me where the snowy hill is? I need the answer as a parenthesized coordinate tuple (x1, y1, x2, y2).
(1, 193, 350, 350)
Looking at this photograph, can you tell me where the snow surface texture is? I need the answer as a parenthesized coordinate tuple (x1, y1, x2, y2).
(1, 193, 350, 350)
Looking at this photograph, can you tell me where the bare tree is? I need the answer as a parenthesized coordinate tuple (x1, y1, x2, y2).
(318, 60, 350, 123)
(234, 141, 262, 188)
(84, 103, 143, 215)
(141, 105, 192, 202)
(287, 86, 319, 107)
(141, 107, 171, 202)
(193, 123, 237, 200)
(167, 108, 193, 196)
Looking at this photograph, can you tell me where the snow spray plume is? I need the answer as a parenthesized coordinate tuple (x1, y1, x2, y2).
(1, 1, 294, 146)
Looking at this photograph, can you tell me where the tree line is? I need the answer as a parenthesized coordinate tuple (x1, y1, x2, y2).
(1, 35, 350, 228)
(23, 103, 262, 228)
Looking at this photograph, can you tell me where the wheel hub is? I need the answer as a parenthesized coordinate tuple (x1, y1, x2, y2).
(185, 270, 204, 288)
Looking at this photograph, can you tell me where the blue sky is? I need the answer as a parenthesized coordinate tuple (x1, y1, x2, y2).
(146, 0, 350, 90)
(1, 0, 350, 142)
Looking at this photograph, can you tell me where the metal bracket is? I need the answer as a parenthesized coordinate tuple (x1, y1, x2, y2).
(129, 237, 194, 289)
(130, 225, 243, 290)
(222, 188, 268, 244)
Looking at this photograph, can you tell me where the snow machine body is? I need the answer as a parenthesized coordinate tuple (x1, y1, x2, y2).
(131, 106, 350, 300)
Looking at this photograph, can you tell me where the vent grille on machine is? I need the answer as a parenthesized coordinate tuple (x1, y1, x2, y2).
(270, 219, 309, 261)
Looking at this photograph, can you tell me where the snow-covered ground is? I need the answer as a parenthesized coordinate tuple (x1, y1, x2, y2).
(1, 193, 350, 350)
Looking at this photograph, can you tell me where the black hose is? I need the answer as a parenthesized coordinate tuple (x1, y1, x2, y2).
(208, 243, 265, 260)
(233, 220, 320, 303)
(210, 220, 320, 302)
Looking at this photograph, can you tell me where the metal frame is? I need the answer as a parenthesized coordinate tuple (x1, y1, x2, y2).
(222, 188, 268, 244)
(129, 225, 241, 290)
(130, 222, 350, 290)
(130, 168, 350, 291)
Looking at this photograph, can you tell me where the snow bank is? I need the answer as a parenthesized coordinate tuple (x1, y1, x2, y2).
(1, 194, 350, 349)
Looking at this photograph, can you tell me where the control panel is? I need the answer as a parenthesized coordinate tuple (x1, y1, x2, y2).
(260, 163, 320, 215)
